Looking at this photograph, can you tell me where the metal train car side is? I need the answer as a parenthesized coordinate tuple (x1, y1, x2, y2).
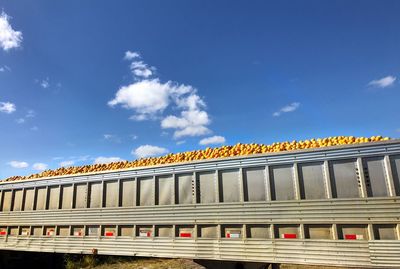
(0, 140, 400, 268)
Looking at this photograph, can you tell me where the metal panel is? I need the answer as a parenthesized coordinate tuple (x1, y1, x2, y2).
(138, 177, 154, 206)
(72, 226, 84, 236)
(246, 224, 270, 239)
(222, 225, 243, 238)
(2, 191, 12, 212)
(304, 225, 332, 239)
(373, 224, 397, 240)
(119, 226, 133, 237)
(48, 186, 60, 210)
(198, 225, 218, 238)
(23, 188, 35, 211)
(177, 225, 194, 238)
(176, 173, 193, 204)
(57, 226, 70, 236)
(198, 171, 216, 204)
(156, 225, 173, 237)
(390, 155, 400, 195)
(157, 175, 174, 205)
(120, 179, 135, 207)
(104, 180, 118, 207)
(329, 159, 360, 198)
(61, 185, 73, 209)
(74, 183, 87, 208)
(102, 226, 116, 237)
(20, 227, 30, 236)
(87, 225, 99, 236)
(338, 225, 368, 240)
(45, 226, 55, 236)
(298, 162, 326, 199)
(89, 182, 102, 208)
(243, 167, 266, 202)
(35, 187, 47, 210)
(12, 189, 23, 211)
(32, 226, 42, 236)
(9, 227, 18, 236)
(363, 157, 388, 197)
(137, 225, 153, 237)
(270, 165, 295, 201)
(219, 169, 240, 202)
(275, 225, 300, 239)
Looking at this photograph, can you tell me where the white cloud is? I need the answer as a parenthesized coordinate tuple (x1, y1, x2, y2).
(124, 50, 140, 60)
(59, 160, 74, 167)
(273, 102, 300, 117)
(16, 118, 25, 124)
(132, 145, 169, 158)
(0, 12, 22, 51)
(40, 78, 50, 89)
(130, 134, 138, 140)
(7, 161, 28, 168)
(368, 75, 396, 88)
(103, 134, 121, 143)
(26, 110, 35, 118)
(130, 61, 153, 78)
(199, 135, 226, 145)
(0, 65, 11, 72)
(93, 156, 123, 164)
(162, 109, 211, 138)
(33, 163, 48, 171)
(30, 126, 39, 131)
(0, 102, 16, 114)
(176, 140, 186, 145)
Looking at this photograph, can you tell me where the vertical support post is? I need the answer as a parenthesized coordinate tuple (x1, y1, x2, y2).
(396, 224, 400, 240)
(243, 224, 247, 240)
(153, 175, 156, 206)
(239, 167, 244, 203)
(116, 178, 121, 207)
(293, 163, 302, 200)
(86, 182, 90, 208)
(367, 224, 374, 241)
(383, 156, 396, 197)
(100, 179, 105, 208)
(172, 173, 176, 205)
(215, 170, 220, 203)
(356, 158, 368, 198)
(332, 224, 339, 240)
(193, 171, 198, 204)
(270, 224, 275, 239)
(0, 190, 3, 211)
(71, 183, 76, 209)
(323, 161, 333, 199)
(44, 186, 49, 210)
(265, 165, 272, 201)
(134, 177, 138, 206)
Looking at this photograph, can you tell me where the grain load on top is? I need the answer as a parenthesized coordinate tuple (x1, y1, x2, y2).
(3, 135, 390, 182)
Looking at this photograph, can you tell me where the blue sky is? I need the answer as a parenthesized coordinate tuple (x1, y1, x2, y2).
(0, 1, 399, 179)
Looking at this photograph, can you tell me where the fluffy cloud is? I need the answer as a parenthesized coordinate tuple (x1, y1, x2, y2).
(93, 156, 123, 164)
(273, 102, 300, 117)
(199, 135, 226, 145)
(132, 145, 168, 158)
(7, 161, 28, 168)
(368, 76, 396, 88)
(0, 12, 22, 51)
(124, 50, 140, 60)
(0, 102, 16, 114)
(33, 163, 48, 171)
(110, 51, 212, 139)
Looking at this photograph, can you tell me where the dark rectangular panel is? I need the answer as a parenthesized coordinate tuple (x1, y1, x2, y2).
(198, 225, 218, 238)
(156, 225, 173, 237)
(219, 169, 240, 202)
(391, 155, 400, 195)
(275, 225, 300, 239)
(305, 225, 332, 239)
(373, 224, 397, 240)
(363, 157, 388, 197)
(338, 225, 368, 240)
(243, 167, 266, 202)
(246, 224, 270, 239)
(270, 165, 295, 200)
(329, 159, 360, 198)
(298, 162, 326, 200)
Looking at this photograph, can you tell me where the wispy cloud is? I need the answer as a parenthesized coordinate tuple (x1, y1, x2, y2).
(30, 126, 39, 131)
(93, 156, 124, 164)
(132, 145, 168, 158)
(32, 163, 48, 171)
(7, 161, 28, 168)
(40, 78, 50, 89)
(0, 101, 16, 114)
(199, 135, 226, 145)
(0, 11, 22, 51)
(16, 118, 25, 124)
(273, 102, 300, 117)
(368, 75, 396, 88)
(59, 160, 74, 167)
(0, 65, 11, 72)
(109, 51, 212, 139)
(103, 134, 122, 143)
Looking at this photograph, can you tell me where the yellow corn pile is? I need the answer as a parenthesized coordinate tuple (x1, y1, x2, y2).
(3, 135, 390, 182)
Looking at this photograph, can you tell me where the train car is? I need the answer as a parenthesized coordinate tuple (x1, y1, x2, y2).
(0, 140, 400, 268)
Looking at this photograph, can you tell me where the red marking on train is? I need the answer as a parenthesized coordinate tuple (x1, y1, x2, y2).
(0, 231, 6, 235)
(105, 232, 114, 236)
(283, 233, 297, 239)
(180, 232, 192, 238)
(345, 234, 357, 240)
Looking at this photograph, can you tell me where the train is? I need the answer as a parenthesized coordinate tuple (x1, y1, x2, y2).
(0, 140, 399, 268)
